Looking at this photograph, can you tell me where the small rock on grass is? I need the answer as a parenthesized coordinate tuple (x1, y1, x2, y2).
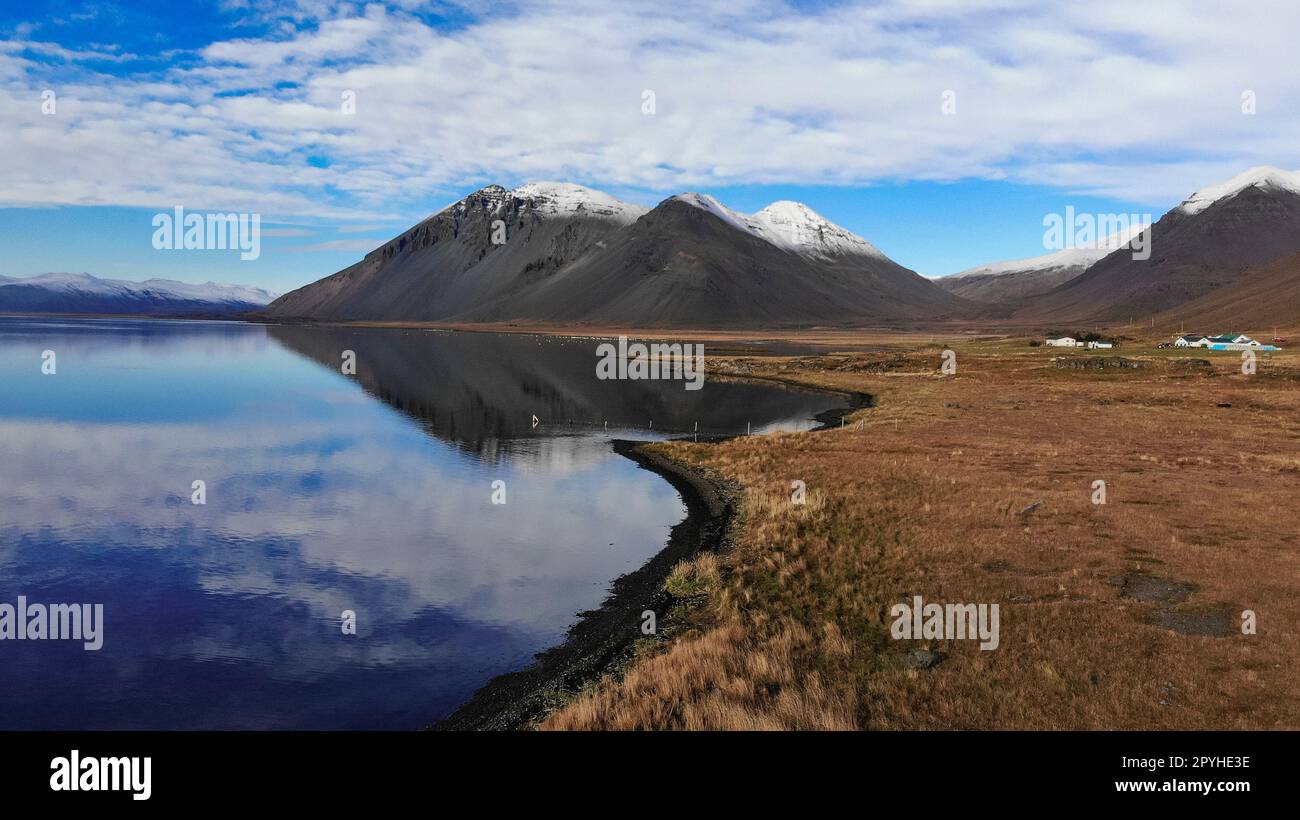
(902, 649, 945, 669)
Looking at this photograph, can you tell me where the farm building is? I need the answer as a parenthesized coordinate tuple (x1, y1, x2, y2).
(1172, 333, 1280, 351)
(1177, 332, 1282, 351)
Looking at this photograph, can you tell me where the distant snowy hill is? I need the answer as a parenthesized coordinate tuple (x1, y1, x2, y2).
(937, 223, 1148, 304)
(0, 272, 278, 316)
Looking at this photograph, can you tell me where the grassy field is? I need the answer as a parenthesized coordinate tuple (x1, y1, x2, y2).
(542, 332, 1300, 730)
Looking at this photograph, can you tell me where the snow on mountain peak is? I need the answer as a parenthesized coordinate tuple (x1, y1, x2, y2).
(1178, 165, 1300, 215)
(674, 194, 886, 260)
(136, 277, 279, 304)
(509, 181, 649, 223)
(754, 200, 886, 259)
(756, 200, 820, 221)
(672, 192, 764, 235)
(434, 182, 647, 224)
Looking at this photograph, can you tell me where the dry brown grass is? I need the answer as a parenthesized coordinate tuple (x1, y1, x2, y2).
(541, 334, 1300, 730)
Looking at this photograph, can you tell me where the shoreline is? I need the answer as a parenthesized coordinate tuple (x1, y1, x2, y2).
(434, 387, 867, 731)
(433, 439, 739, 730)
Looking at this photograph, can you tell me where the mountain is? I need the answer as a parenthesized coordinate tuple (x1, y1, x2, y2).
(265, 183, 967, 327)
(670, 195, 890, 260)
(937, 224, 1146, 305)
(0, 273, 277, 316)
(1014, 166, 1300, 322)
(454, 193, 965, 326)
(263, 182, 646, 322)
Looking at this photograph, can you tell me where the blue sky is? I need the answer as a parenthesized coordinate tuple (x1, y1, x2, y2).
(2, 1, 1298, 293)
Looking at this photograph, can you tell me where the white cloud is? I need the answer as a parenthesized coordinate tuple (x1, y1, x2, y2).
(2, 0, 1299, 221)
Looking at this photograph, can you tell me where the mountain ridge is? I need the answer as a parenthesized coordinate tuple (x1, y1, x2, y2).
(0, 272, 277, 316)
(263, 165, 1300, 328)
(264, 182, 969, 327)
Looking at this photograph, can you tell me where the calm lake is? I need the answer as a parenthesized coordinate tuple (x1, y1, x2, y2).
(0, 317, 842, 729)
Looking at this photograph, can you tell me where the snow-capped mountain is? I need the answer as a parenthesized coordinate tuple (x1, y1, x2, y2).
(938, 223, 1148, 304)
(672, 194, 887, 260)
(430, 182, 647, 225)
(265, 182, 650, 322)
(0, 272, 278, 316)
(266, 182, 966, 327)
(1177, 166, 1300, 215)
(507, 182, 648, 223)
(452, 192, 965, 326)
(948, 223, 1148, 281)
(756, 200, 889, 260)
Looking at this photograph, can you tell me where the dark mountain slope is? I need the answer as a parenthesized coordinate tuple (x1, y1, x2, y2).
(264, 183, 645, 322)
(1152, 251, 1300, 332)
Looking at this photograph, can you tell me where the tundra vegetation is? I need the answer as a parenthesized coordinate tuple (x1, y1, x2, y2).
(542, 331, 1300, 730)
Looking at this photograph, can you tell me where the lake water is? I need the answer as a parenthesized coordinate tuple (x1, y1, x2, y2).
(0, 317, 842, 729)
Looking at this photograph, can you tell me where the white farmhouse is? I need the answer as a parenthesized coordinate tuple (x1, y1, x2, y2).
(1087, 341, 1113, 349)
(1174, 335, 1208, 347)
(1045, 337, 1077, 347)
